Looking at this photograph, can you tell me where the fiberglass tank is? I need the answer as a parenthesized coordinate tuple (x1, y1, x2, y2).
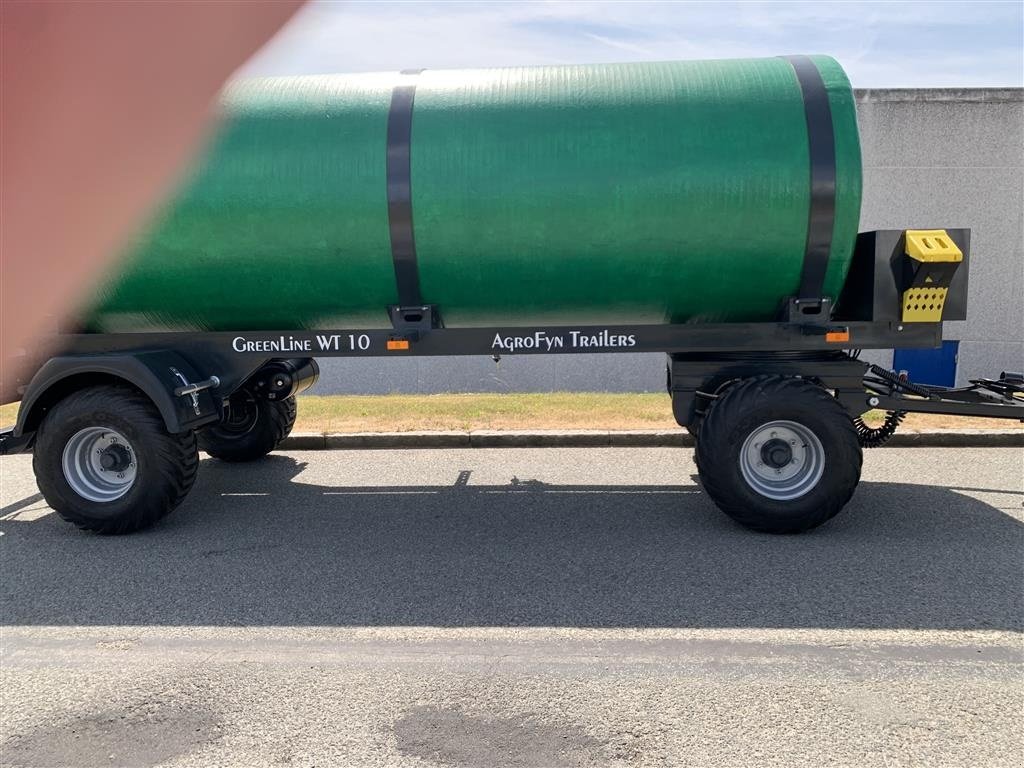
(83, 55, 862, 331)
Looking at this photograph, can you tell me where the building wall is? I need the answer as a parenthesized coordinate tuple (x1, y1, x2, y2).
(314, 88, 1024, 394)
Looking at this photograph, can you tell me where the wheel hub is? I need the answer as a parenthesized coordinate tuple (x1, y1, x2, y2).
(760, 438, 793, 468)
(739, 420, 826, 501)
(98, 443, 132, 472)
(61, 427, 137, 502)
(218, 393, 260, 435)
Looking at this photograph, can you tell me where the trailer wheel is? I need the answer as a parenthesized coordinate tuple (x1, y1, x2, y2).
(198, 393, 296, 462)
(695, 376, 862, 533)
(33, 385, 198, 534)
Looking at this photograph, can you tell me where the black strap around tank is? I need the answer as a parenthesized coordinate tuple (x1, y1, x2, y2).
(386, 69, 425, 307)
(781, 55, 837, 302)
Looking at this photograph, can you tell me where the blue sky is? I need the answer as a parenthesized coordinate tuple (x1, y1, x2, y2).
(241, 1, 1024, 87)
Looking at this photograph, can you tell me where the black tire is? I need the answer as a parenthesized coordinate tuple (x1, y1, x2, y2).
(198, 394, 296, 462)
(695, 375, 862, 534)
(33, 385, 198, 534)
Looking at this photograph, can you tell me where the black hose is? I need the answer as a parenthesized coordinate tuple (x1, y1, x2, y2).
(853, 410, 907, 448)
(855, 364, 918, 447)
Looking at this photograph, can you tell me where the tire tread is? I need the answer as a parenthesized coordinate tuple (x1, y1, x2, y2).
(33, 385, 198, 534)
(696, 375, 862, 533)
(198, 396, 296, 462)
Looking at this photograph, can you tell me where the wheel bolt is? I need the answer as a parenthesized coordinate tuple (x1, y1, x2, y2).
(775, 469, 782, 475)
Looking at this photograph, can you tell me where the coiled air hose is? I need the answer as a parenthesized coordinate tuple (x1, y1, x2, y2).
(855, 364, 913, 448)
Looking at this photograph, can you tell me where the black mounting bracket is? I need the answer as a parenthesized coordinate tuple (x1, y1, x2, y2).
(786, 296, 833, 326)
(388, 304, 440, 332)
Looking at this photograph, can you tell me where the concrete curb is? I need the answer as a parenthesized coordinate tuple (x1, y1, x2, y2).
(279, 429, 1024, 450)
(881, 430, 1024, 448)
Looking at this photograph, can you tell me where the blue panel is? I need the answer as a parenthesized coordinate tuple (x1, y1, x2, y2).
(893, 340, 959, 387)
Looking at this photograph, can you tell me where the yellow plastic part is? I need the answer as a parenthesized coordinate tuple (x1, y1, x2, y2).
(901, 229, 962, 322)
(905, 230, 963, 263)
(901, 286, 950, 322)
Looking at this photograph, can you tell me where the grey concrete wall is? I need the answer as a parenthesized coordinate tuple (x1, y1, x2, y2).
(313, 88, 1023, 394)
(856, 88, 1024, 383)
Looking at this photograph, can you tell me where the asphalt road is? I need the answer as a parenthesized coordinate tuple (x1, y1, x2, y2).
(1, 446, 1022, 767)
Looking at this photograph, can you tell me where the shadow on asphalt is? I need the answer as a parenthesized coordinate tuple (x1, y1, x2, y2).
(1, 454, 1021, 630)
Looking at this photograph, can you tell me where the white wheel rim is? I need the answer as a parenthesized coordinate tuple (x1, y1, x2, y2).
(739, 420, 825, 501)
(61, 427, 137, 502)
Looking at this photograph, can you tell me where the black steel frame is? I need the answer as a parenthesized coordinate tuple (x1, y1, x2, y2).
(21, 317, 1023, 423)
(50, 317, 938, 359)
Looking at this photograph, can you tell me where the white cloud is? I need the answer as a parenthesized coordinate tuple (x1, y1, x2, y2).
(238, 0, 1024, 87)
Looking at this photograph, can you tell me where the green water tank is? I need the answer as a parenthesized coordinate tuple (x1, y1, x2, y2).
(84, 55, 862, 331)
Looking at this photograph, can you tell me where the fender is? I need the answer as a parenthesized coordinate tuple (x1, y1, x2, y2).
(13, 350, 221, 441)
